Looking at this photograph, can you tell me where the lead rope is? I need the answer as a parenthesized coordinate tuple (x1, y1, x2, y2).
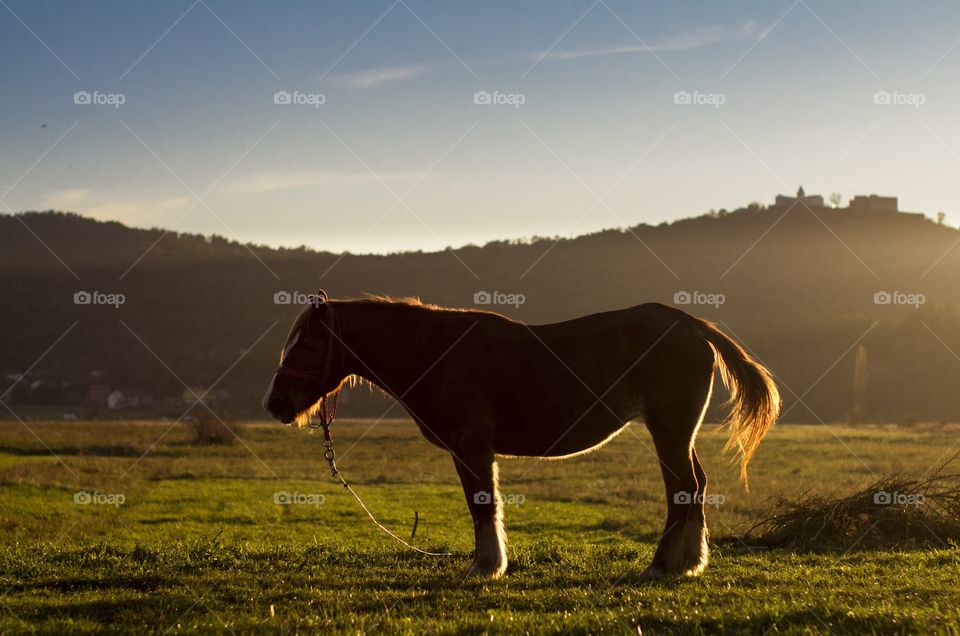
(310, 393, 452, 558)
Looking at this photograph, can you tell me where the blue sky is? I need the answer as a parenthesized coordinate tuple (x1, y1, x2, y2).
(3, 0, 960, 252)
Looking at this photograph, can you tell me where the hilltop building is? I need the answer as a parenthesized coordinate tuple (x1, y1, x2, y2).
(848, 194, 898, 213)
(846, 194, 924, 219)
(775, 186, 824, 208)
(771, 188, 925, 219)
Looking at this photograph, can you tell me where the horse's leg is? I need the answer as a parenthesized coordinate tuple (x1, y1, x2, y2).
(641, 382, 712, 579)
(688, 446, 710, 571)
(451, 446, 507, 578)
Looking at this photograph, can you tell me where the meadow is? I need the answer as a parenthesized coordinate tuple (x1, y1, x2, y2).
(0, 418, 958, 634)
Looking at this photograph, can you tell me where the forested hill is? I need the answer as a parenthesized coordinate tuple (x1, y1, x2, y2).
(2, 206, 959, 422)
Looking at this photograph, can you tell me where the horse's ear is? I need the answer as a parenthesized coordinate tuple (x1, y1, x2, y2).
(305, 292, 328, 334)
(307, 289, 328, 313)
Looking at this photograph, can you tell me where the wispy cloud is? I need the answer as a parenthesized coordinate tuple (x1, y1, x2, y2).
(86, 197, 191, 221)
(536, 22, 762, 61)
(327, 64, 429, 89)
(43, 188, 93, 209)
(42, 188, 191, 222)
(227, 170, 432, 194)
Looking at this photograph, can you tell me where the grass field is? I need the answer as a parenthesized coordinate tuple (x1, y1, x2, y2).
(0, 418, 959, 634)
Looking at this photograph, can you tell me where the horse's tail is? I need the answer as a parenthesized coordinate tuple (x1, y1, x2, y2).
(691, 317, 781, 484)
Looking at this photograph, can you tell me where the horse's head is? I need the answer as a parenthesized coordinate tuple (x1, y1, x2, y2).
(263, 290, 341, 427)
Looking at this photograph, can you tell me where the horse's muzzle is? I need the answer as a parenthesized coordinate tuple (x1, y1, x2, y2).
(264, 395, 295, 424)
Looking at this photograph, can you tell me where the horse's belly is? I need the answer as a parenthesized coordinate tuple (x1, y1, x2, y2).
(493, 416, 631, 458)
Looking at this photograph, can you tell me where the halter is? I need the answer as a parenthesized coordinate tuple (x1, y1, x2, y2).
(275, 366, 327, 381)
(276, 302, 342, 478)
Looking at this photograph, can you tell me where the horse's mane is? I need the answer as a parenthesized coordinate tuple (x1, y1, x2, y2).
(343, 294, 483, 314)
(351, 294, 429, 307)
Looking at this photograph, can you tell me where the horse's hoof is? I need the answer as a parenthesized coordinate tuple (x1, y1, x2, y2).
(638, 565, 666, 581)
(683, 562, 707, 577)
(465, 558, 506, 579)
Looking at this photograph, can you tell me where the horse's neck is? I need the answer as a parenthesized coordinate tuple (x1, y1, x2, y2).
(335, 302, 427, 396)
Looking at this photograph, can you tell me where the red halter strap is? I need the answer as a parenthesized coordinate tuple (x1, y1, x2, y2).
(275, 365, 327, 381)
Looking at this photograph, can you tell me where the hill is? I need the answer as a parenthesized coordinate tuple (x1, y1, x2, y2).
(2, 205, 959, 422)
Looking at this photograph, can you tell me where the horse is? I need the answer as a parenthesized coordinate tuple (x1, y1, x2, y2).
(263, 292, 780, 579)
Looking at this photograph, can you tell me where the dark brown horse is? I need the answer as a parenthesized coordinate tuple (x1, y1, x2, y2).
(263, 293, 780, 579)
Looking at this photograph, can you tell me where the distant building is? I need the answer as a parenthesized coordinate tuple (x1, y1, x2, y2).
(107, 390, 126, 410)
(87, 383, 110, 403)
(775, 186, 824, 209)
(107, 389, 154, 410)
(848, 194, 898, 213)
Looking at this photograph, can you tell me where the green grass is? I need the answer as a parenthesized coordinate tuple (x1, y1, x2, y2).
(0, 419, 958, 634)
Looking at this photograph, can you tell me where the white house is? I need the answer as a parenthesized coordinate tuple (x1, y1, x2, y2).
(107, 390, 127, 410)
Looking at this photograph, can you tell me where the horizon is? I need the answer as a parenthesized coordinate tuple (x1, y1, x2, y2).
(4, 1, 960, 252)
(6, 186, 941, 255)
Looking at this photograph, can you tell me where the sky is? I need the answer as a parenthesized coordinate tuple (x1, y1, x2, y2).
(3, 0, 960, 253)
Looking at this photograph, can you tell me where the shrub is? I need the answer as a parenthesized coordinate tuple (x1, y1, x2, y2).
(187, 412, 239, 445)
(743, 454, 960, 551)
